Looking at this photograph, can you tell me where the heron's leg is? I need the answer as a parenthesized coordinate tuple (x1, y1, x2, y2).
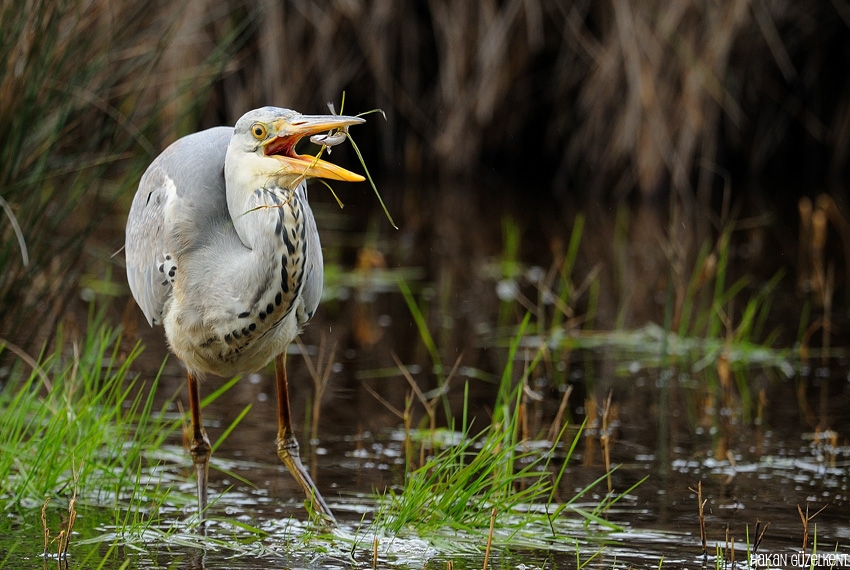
(274, 352, 336, 525)
(187, 371, 211, 519)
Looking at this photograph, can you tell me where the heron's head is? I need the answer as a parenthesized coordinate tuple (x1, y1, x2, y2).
(227, 106, 365, 189)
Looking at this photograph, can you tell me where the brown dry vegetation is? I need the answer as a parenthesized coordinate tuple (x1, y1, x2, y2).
(2, 0, 849, 343)
(189, 1, 850, 196)
(0, 0, 238, 344)
(139, 1, 850, 195)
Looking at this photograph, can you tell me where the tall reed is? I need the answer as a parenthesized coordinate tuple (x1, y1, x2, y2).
(0, 0, 243, 348)
(204, 1, 848, 205)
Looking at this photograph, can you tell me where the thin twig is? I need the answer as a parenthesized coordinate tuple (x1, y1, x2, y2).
(688, 481, 707, 556)
(0, 337, 52, 388)
(0, 194, 29, 266)
(482, 507, 496, 570)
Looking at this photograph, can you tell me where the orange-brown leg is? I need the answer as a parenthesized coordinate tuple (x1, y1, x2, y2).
(187, 371, 211, 519)
(274, 352, 336, 524)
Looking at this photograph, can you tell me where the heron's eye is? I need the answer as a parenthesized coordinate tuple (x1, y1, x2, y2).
(251, 123, 267, 140)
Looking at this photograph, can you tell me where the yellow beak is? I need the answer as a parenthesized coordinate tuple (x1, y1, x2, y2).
(264, 114, 366, 182)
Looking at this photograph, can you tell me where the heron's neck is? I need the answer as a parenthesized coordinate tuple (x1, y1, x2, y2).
(222, 177, 310, 328)
(229, 184, 304, 255)
(224, 152, 293, 251)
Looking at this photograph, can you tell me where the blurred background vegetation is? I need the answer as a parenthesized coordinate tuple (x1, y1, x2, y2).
(2, 0, 849, 350)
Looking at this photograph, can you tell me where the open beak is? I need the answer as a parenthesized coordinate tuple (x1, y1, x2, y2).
(263, 114, 366, 182)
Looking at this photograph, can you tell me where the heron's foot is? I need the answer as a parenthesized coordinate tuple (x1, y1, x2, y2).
(277, 435, 337, 526)
(190, 432, 212, 519)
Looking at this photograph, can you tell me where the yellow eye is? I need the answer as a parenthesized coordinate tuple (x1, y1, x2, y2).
(251, 123, 267, 140)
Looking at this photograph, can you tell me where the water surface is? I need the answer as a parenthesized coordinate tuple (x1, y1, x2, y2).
(6, 180, 849, 568)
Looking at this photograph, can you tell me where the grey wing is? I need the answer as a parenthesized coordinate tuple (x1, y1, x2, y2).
(124, 126, 233, 326)
(300, 184, 324, 322)
(125, 162, 172, 326)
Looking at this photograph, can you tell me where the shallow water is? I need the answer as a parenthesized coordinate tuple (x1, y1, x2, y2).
(5, 181, 850, 568)
(6, 356, 848, 569)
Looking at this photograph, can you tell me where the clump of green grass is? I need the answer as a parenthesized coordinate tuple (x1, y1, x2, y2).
(0, 306, 179, 513)
(0, 303, 264, 564)
(372, 315, 641, 552)
(673, 228, 785, 347)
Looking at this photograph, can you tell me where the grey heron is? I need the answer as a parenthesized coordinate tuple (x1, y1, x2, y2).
(125, 107, 366, 524)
